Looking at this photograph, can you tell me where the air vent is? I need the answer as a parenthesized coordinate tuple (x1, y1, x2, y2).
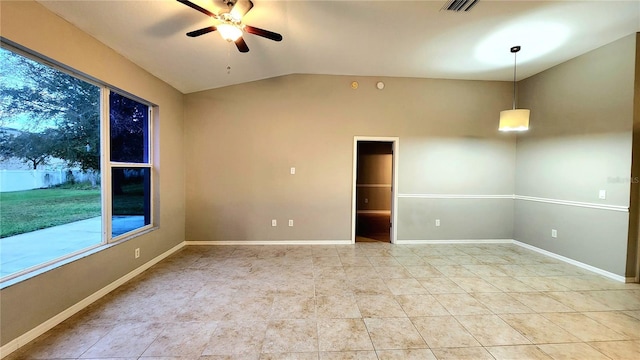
(441, 0, 480, 12)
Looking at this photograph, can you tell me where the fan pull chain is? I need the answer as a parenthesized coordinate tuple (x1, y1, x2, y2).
(226, 42, 232, 74)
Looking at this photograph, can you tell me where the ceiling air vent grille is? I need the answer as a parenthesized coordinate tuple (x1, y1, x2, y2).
(441, 0, 481, 12)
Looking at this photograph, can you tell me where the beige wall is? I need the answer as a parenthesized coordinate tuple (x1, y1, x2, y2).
(185, 74, 516, 242)
(0, 0, 185, 346)
(357, 185, 392, 211)
(515, 34, 636, 276)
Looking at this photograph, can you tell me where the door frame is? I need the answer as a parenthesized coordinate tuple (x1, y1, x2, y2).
(351, 136, 399, 244)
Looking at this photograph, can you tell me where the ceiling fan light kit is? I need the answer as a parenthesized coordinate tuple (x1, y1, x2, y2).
(499, 45, 530, 132)
(217, 23, 243, 42)
(178, 0, 282, 53)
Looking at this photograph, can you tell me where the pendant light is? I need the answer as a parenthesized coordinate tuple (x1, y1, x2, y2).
(499, 45, 530, 132)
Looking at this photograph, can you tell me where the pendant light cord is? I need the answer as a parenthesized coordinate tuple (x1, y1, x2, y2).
(512, 50, 517, 110)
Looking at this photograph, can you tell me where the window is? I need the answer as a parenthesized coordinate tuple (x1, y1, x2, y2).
(0, 44, 155, 282)
(109, 92, 152, 238)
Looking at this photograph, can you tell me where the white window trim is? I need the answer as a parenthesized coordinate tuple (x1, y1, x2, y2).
(104, 91, 155, 243)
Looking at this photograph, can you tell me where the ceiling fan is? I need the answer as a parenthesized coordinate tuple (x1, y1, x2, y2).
(177, 0, 283, 53)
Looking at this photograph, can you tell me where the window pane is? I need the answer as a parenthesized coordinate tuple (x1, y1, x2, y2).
(0, 47, 101, 279)
(111, 167, 151, 237)
(109, 92, 149, 163)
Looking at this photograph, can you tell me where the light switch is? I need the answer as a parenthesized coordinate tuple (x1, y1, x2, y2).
(599, 190, 606, 200)
(271, 219, 277, 227)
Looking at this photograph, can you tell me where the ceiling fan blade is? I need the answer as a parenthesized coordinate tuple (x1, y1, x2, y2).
(176, 0, 217, 18)
(231, 0, 254, 19)
(186, 26, 217, 37)
(235, 37, 250, 53)
(244, 25, 283, 42)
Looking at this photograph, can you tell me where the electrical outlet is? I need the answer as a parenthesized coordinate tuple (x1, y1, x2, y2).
(290, 167, 296, 175)
(271, 219, 277, 227)
(364, 198, 368, 204)
(599, 190, 606, 199)
(551, 229, 557, 238)
(134, 248, 140, 259)
(288, 219, 293, 227)
(435, 219, 441, 227)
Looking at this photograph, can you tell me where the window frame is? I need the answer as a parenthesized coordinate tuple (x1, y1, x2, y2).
(0, 39, 158, 284)
(102, 89, 155, 243)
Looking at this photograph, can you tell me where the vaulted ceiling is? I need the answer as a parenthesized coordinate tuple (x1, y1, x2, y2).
(37, 0, 640, 94)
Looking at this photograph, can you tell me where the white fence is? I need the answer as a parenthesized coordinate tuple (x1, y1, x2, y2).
(0, 170, 95, 192)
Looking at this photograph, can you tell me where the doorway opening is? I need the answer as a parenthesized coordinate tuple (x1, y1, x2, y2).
(351, 137, 398, 244)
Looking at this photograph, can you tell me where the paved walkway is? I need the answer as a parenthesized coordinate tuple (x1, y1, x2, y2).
(0, 216, 144, 278)
(1, 217, 101, 277)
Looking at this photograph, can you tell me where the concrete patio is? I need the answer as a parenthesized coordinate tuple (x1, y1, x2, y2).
(0, 216, 145, 278)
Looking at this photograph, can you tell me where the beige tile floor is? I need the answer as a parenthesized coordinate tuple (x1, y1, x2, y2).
(7, 243, 640, 359)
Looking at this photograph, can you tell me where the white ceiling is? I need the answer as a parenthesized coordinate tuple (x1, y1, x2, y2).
(37, 0, 640, 94)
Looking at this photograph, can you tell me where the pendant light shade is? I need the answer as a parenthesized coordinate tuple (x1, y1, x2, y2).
(499, 109, 530, 132)
(499, 45, 530, 132)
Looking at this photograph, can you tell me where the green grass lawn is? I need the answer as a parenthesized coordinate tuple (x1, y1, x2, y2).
(0, 188, 101, 238)
(113, 183, 145, 215)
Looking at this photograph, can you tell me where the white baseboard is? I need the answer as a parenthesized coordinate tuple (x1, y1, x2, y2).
(395, 239, 514, 245)
(0, 241, 186, 359)
(187, 240, 353, 246)
(512, 240, 626, 282)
